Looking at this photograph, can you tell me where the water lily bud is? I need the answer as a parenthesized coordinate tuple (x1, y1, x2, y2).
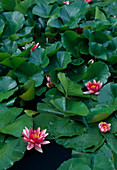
(88, 59, 94, 65)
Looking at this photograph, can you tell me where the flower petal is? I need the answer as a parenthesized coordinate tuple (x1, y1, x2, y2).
(27, 143, 34, 150)
(35, 146, 43, 153)
(40, 141, 50, 145)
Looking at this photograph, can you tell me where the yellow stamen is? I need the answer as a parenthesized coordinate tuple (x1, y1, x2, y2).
(103, 125, 107, 129)
(91, 85, 96, 88)
(32, 134, 39, 138)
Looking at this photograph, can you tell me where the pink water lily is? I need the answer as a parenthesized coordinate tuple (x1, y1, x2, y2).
(22, 127, 50, 153)
(22, 42, 40, 53)
(46, 75, 55, 88)
(83, 80, 102, 95)
(84, 0, 92, 3)
(99, 122, 111, 132)
(63, 1, 69, 5)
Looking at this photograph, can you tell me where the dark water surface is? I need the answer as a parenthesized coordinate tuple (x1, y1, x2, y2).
(9, 140, 71, 170)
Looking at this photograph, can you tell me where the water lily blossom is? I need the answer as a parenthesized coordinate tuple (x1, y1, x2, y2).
(63, 1, 69, 5)
(22, 127, 50, 153)
(99, 122, 111, 132)
(46, 75, 55, 88)
(22, 41, 40, 53)
(83, 80, 102, 95)
(84, 0, 92, 3)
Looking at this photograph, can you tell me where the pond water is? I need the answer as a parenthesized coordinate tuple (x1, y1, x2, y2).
(9, 140, 71, 170)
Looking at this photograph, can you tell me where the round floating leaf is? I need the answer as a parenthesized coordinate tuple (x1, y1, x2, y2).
(62, 30, 80, 57)
(1, 0, 17, 10)
(15, 62, 44, 87)
(83, 61, 109, 84)
(49, 116, 86, 137)
(0, 40, 18, 54)
(36, 87, 47, 96)
(0, 137, 27, 170)
(3, 11, 25, 31)
(87, 105, 115, 123)
(56, 126, 102, 152)
(50, 97, 89, 116)
(0, 52, 11, 61)
(37, 102, 64, 116)
(93, 144, 115, 170)
(49, 0, 89, 29)
(0, 56, 26, 69)
(57, 72, 89, 98)
(0, 76, 17, 102)
(14, 0, 35, 15)
(20, 80, 35, 101)
(1, 21, 17, 38)
(98, 83, 117, 108)
(32, 4, 53, 18)
(45, 51, 72, 71)
(0, 104, 32, 137)
(89, 42, 107, 60)
(46, 41, 62, 57)
(58, 158, 91, 170)
(67, 64, 87, 82)
(35, 0, 57, 4)
(95, 6, 106, 20)
(17, 26, 33, 37)
(29, 48, 49, 67)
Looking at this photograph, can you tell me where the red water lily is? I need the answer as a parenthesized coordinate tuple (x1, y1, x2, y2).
(99, 122, 111, 132)
(22, 127, 50, 153)
(83, 80, 102, 95)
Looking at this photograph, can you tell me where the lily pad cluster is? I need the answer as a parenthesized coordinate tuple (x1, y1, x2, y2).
(0, 0, 117, 169)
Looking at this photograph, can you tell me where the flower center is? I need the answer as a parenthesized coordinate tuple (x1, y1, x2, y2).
(91, 85, 96, 88)
(102, 125, 107, 129)
(32, 134, 39, 138)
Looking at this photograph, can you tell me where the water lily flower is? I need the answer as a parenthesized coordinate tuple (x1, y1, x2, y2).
(63, 1, 69, 5)
(22, 127, 50, 153)
(84, 0, 92, 3)
(114, 16, 116, 18)
(46, 75, 55, 88)
(99, 122, 111, 132)
(83, 80, 102, 95)
(22, 42, 40, 53)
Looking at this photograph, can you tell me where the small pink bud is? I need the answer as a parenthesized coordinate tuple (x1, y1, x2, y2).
(88, 59, 94, 65)
(46, 75, 51, 82)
